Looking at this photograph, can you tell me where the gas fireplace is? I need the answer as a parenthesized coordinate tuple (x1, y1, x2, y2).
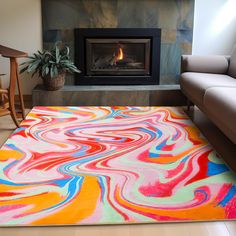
(74, 28, 161, 85)
(86, 38, 151, 76)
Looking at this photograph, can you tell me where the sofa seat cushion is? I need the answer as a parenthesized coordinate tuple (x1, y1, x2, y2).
(204, 87, 236, 144)
(180, 72, 236, 106)
(228, 45, 236, 79)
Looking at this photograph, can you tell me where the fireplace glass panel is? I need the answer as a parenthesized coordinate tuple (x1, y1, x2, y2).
(86, 39, 151, 76)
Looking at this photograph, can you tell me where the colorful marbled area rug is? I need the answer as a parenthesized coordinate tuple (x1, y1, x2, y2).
(0, 106, 236, 226)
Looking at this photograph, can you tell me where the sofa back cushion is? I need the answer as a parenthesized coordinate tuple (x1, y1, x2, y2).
(228, 45, 236, 79)
(181, 55, 228, 74)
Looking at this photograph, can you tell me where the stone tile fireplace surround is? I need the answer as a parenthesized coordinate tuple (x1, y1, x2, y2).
(42, 0, 194, 85)
(34, 0, 194, 106)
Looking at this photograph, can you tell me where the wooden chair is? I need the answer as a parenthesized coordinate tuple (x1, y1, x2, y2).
(0, 45, 28, 127)
(0, 74, 8, 114)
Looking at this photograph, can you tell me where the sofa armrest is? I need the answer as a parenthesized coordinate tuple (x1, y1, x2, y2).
(181, 55, 229, 74)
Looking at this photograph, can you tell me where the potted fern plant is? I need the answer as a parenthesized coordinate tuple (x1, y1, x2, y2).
(21, 42, 80, 91)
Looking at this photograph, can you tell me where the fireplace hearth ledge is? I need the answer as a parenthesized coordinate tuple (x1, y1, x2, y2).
(32, 84, 186, 106)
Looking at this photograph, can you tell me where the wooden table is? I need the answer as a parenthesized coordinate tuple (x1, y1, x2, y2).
(0, 45, 28, 127)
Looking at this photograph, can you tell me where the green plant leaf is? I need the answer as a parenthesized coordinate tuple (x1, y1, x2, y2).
(20, 66, 29, 74)
(54, 66, 58, 77)
(50, 66, 54, 78)
(55, 45, 59, 62)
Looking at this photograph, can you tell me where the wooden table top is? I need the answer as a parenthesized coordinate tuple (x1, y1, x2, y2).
(0, 45, 28, 58)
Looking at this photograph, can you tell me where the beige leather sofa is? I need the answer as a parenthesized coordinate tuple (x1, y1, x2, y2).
(180, 46, 236, 144)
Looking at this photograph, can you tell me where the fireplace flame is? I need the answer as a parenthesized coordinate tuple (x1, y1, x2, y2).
(117, 47, 124, 60)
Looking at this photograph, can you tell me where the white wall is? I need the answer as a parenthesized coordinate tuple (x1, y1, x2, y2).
(0, 0, 42, 95)
(193, 0, 236, 55)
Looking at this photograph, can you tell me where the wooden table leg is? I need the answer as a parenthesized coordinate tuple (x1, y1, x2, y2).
(16, 61, 25, 119)
(8, 58, 20, 128)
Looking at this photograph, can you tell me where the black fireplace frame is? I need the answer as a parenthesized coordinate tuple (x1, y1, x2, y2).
(74, 28, 161, 85)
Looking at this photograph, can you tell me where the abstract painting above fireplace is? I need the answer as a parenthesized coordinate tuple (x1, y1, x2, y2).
(75, 28, 161, 85)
